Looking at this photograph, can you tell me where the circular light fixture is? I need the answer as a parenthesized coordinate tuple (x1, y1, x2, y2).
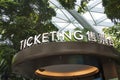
(35, 64, 99, 78)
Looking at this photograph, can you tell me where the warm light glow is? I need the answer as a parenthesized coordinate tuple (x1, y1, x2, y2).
(35, 65, 99, 77)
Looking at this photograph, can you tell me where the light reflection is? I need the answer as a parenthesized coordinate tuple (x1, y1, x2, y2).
(35, 65, 99, 77)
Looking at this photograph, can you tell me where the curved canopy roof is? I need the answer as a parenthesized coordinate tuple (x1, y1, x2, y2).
(49, 0, 114, 33)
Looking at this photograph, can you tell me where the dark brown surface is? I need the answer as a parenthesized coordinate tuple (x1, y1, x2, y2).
(102, 59, 119, 80)
(12, 41, 120, 78)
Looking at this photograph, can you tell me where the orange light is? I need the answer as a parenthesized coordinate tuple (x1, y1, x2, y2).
(35, 64, 99, 77)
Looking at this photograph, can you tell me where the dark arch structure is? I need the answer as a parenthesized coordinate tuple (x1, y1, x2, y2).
(12, 41, 120, 80)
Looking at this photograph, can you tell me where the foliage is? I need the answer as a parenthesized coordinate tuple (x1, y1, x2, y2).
(58, 0, 90, 13)
(0, 0, 57, 80)
(0, 0, 58, 50)
(103, 24, 120, 52)
(102, 0, 120, 55)
(102, 0, 120, 23)
(0, 45, 15, 80)
(58, 0, 76, 9)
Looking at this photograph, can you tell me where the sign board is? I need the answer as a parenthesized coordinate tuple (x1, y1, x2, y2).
(20, 30, 113, 50)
